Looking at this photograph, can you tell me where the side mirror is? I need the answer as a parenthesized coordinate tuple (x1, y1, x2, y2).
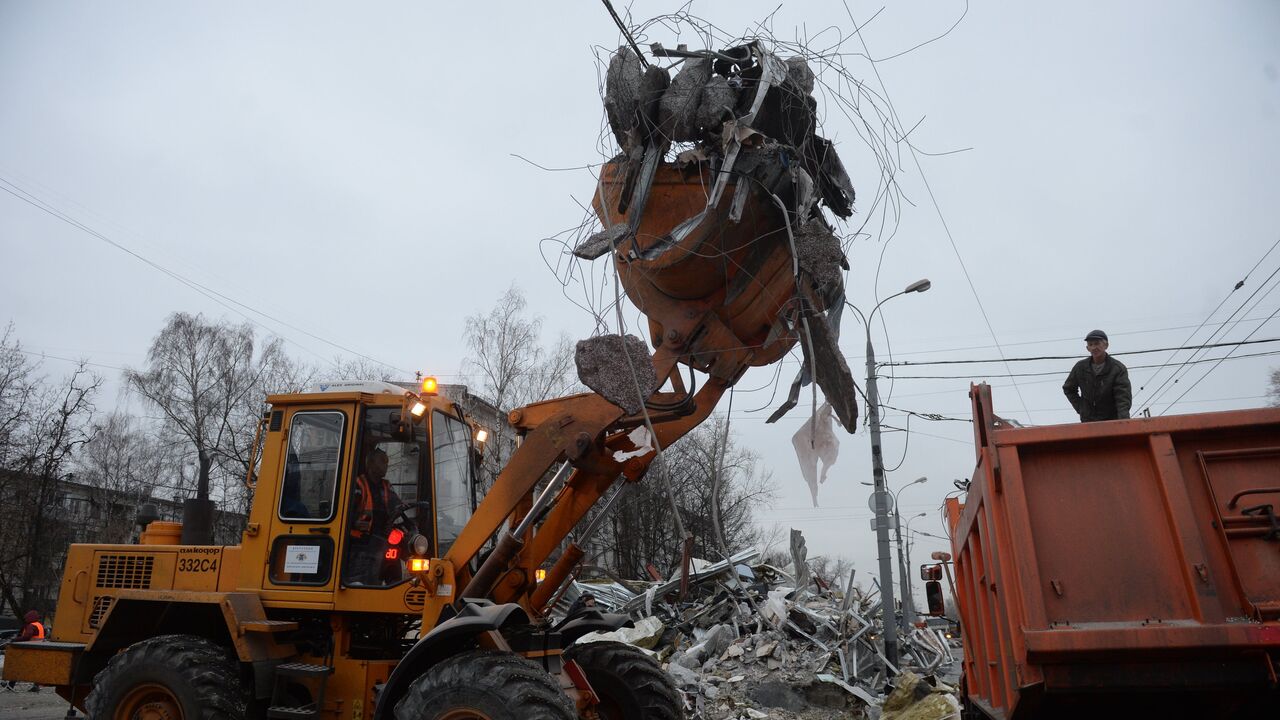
(925, 580, 945, 616)
(389, 412, 415, 442)
(920, 563, 943, 582)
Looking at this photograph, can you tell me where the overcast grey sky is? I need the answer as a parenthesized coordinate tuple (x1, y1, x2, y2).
(3, 1, 1279, 595)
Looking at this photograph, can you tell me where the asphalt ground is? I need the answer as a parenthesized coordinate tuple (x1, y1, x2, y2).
(0, 686, 79, 719)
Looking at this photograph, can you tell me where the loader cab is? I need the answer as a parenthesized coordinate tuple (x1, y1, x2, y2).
(245, 382, 478, 610)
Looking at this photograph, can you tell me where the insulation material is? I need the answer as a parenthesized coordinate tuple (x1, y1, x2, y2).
(612, 425, 655, 462)
(791, 402, 840, 507)
(575, 334, 658, 415)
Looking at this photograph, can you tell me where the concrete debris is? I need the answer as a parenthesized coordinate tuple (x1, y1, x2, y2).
(605, 47, 647, 156)
(575, 334, 658, 415)
(558, 531, 960, 719)
(574, 222, 631, 260)
(789, 529, 811, 600)
(793, 219, 848, 299)
(659, 58, 715, 142)
(785, 57, 816, 96)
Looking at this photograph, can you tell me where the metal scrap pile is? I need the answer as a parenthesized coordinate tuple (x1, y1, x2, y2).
(560, 539, 959, 719)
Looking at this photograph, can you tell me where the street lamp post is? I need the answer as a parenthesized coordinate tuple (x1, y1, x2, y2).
(905, 514, 931, 590)
(897, 504, 927, 633)
(894, 477, 928, 636)
(852, 278, 931, 669)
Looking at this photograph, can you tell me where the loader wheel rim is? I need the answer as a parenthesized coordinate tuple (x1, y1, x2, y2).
(115, 682, 182, 720)
(436, 711, 493, 720)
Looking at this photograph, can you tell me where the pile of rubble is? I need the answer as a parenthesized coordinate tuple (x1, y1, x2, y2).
(561, 543, 960, 719)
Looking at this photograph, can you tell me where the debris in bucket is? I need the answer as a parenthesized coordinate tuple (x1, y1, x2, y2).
(575, 333, 659, 415)
(557, 532, 961, 719)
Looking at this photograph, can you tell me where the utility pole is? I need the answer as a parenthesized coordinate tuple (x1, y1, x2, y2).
(892, 479, 928, 636)
(855, 278, 931, 671)
(895, 502, 926, 636)
(864, 336, 901, 667)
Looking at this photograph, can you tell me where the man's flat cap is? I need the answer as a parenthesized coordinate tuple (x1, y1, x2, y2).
(1084, 329, 1108, 341)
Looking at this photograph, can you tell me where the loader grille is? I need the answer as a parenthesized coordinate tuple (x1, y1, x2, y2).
(404, 587, 426, 610)
(88, 595, 113, 629)
(95, 554, 155, 589)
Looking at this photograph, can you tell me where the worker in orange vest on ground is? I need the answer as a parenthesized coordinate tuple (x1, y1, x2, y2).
(17, 610, 44, 641)
(4, 611, 44, 692)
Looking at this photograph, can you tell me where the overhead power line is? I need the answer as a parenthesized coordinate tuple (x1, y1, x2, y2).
(885, 348, 1280, 380)
(880, 336, 1280, 367)
(0, 176, 411, 376)
(1136, 243, 1280, 412)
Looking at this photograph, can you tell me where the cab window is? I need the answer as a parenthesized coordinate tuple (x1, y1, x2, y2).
(433, 411, 473, 555)
(342, 407, 431, 588)
(279, 411, 345, 522)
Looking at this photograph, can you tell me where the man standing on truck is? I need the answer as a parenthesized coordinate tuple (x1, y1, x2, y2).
(1063, 329, 1132, 421)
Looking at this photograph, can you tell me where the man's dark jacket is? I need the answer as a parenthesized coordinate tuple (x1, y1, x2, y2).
(1063, 355, 1132, 422)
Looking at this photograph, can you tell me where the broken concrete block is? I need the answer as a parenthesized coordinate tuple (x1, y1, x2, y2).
(701, 623, 736, 658)
(638, 65, 670, 137)
(748, 680, 807, 711)
(574, 223, 631, 260)
(575, 334, 658, 415)
(659, 58, 713, 142)
(793, 218, 846, 294)
(790, 528, 811, 597)
(696, 74, 737, 129)
(665, 661, 699, 688)
(754, 641, 778, 659)
(724, 644, 745, 658)
(786, 56, 816, 96)
(605, 47, 645, 153)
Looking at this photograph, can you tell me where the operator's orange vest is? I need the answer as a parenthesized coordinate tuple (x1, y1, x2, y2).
(350, 475, 391, 538)
(30, 621, 44, 640)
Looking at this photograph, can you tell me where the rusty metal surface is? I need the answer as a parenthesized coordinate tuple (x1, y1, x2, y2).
(950, 384, 1280, 719)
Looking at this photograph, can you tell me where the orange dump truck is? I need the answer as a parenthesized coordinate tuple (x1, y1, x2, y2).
(944, 384, 1280, 719)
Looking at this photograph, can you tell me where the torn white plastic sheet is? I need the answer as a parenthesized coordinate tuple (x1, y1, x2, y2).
(791, 401, 840, 506)
(613, 425, 655, 462)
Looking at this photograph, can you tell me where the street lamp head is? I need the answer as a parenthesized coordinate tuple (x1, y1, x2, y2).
(914, 512, 927, 519)
(912, 476, 928, 486)
(905, 279, 932, 294)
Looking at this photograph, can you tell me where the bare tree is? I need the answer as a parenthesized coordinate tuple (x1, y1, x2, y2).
(1269, 368, 1280, 407)
(75, 412, 179, 544)
(126, 313, 296, 537)
(462, 286, 579, 497)
(600, 415, 777, 579)
(0, 323, 39, 471)
(0, 360, 99, 615)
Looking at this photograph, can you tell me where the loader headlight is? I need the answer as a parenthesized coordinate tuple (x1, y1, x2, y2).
(408, 557, 430, 573)
(411, 534, 431, 556)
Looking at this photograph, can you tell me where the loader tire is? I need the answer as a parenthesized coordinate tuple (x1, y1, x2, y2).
(565, 641, 683, 720)
(394, 648, 575, 720)
(85, 634, 249, 720)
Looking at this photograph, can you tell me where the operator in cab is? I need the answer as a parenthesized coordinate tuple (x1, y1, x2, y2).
(1063, 329, 1132, 422)
(345, 447, 403, 585)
